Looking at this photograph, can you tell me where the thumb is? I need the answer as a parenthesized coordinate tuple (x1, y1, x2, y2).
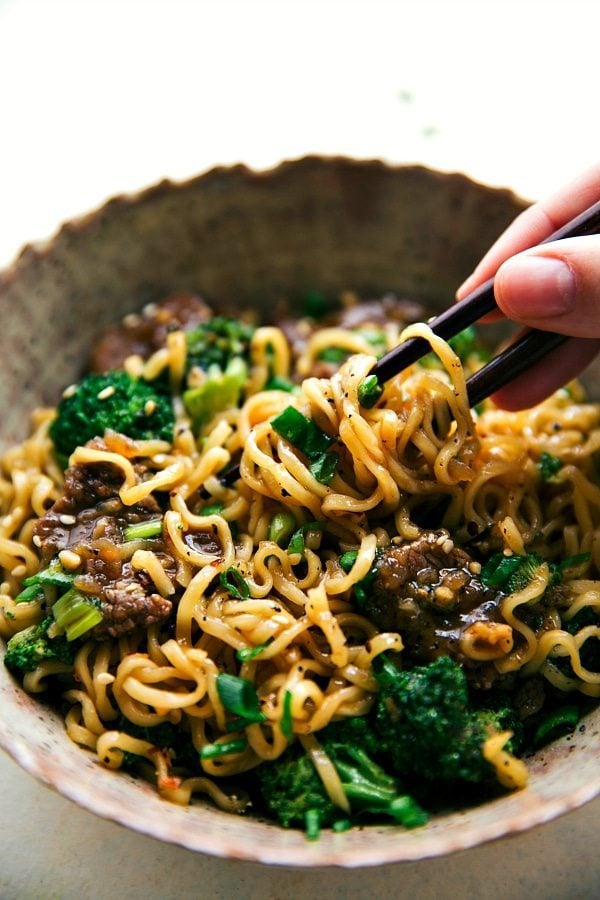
(494, 235, 600, 338)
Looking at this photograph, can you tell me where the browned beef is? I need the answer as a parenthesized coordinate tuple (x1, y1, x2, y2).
(365, 531, 504, 688)
(89, 292, 213, 373)
(33, 458, 177, 638)
(35, 461, 163, 562)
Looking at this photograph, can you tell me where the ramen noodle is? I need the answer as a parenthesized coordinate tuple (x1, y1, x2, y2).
(1, 291, 599, 833)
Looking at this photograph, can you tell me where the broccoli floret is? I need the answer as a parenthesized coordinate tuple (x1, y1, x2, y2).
(373, 655, 519, 785)
(50, 371, 174, 458)
(4, 617, 74, 675)
(257, 744, 339, 833)
(257, 716, 427, 837)
(182, 317, 254, 430)
(185, 317, 254, 372)
(183, 357, 248, 430)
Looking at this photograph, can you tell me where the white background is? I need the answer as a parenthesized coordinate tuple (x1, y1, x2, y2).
(1, 1, 600, 898)
(1, 0, 600, 266)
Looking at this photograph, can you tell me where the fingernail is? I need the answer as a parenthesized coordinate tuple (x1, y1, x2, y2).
(496, 255, 576, 318)
(456, 271, 479, 300)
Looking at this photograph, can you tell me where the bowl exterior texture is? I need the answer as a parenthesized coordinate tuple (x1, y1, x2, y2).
(1, 157, 598, 866)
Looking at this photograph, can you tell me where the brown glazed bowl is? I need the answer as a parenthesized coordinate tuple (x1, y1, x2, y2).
(1, 157, 599, 867)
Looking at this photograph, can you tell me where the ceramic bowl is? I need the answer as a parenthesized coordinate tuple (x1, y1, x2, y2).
(1, 157, 599, 867)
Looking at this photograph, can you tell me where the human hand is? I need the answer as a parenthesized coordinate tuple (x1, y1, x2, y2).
(456, 163, 600, 410)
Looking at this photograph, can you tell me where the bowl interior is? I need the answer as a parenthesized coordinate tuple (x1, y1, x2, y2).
(1, 157, 599, 866)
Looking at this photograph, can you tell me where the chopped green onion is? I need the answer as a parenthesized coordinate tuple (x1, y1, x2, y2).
(304, 808, 321, 841)
(200, 738, 248, 760)
(264, 375, 296, 393)
(339, 550, 359, 573)
(272, 406, 335, 457)
(280, 689, 293, 741)
(318, 347, 347, 363)
(308, 451, 339, 484)
(15, 583, 45, 603)
(557, 552, 590, 574)
(200, 501, 225, 516)
(123, 519, 163, 541)
(481, 553, 526, 589)
(287, 522, 324, 559)
(236, 638, 273, 663)
(357, 374, 383, 409)
(52, 588, 103, 641)
(219, 567, 251, 600)
(533, 705, 580, 749)
(538, 452, 563, 481)
(17, 558, 75, 602)
(216, 672, 266, 723)
(271, 406, 338, 485)
(268, 510, 297, 547)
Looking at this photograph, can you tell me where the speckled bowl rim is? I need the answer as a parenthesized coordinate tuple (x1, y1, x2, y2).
(0, 157, 599, 867)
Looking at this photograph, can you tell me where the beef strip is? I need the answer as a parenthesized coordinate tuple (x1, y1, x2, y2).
(89, 292, 213, 373)
(34, 458, 177, 638)
(364, 531, 505, 689)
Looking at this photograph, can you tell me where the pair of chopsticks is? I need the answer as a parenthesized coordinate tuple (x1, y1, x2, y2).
(219, 199, 600, 487)
(368, 199, 600, 408)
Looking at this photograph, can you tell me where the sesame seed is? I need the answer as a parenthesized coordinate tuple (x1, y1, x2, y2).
(96, 672, 115, 685)
(442, 539, 454, 554)
(32, 535, 42, 548)
(58, 549, 82, 570)
(59, 514, 76, 525)
(123, 313, 142, 328)
(97, 386, 115, 400)
(469, 561, 482, 575)
(62, 384, 77, 398)
(144, 400, 157, 415)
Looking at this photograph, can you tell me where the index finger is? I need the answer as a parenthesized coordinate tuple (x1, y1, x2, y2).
(456, 162, 600, 300)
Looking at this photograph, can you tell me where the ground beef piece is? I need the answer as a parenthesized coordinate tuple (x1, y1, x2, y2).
(365, 531, 505, 688)
(87, 561, 174, 639)
(89, 292, 213, 373)
(34, 460, 162, 562)
(33, 457, 178, 637)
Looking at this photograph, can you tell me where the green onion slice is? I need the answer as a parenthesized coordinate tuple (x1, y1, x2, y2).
(123, 519, 163, 541)
(280, 689, 293, 741)
(200, 738, 248, 760)
(216, 673, 266, 723)
(219, 567, 251, 600)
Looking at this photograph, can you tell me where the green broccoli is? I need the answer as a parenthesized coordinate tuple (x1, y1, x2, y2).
(257, 716, 427, 838)
(185, 317, 254, 372)
(373, 655, 521, 784)
(183, 357, 248, 430)
(182, 317, 254, 430)
(4, 617, 74, 675)
(50, 371, 174, 458)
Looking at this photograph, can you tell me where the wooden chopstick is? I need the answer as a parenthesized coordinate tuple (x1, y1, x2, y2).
(465, 328, 568, 408)
(217, 199, 600, 486)
(370, 198, 600, 392)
